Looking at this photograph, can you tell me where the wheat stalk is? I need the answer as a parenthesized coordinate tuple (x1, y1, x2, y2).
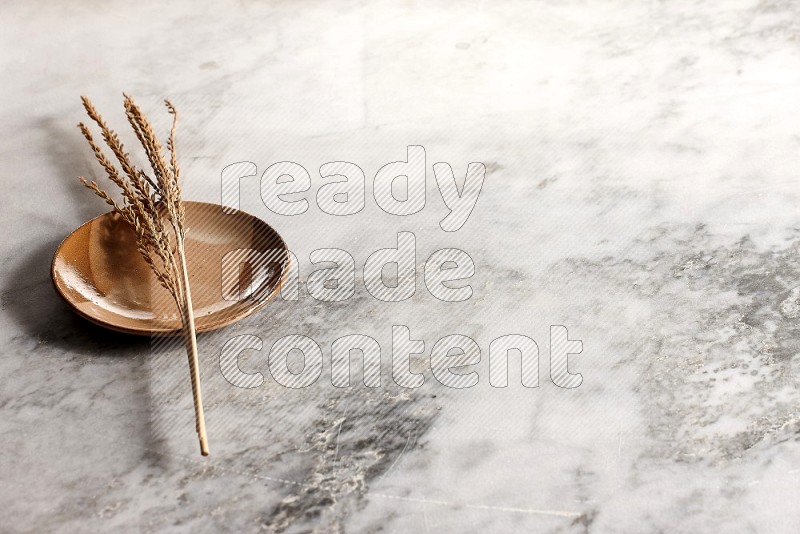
(77, 95, 209, 456)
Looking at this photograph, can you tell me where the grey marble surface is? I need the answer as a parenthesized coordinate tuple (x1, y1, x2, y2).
(3, 1, 800, 532)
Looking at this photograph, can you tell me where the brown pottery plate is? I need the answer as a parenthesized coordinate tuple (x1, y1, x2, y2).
(51, 201, 289, 335)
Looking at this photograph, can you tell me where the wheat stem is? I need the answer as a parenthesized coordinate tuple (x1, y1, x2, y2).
(176, 234, 209, 455)
(76, 95, 209, 456)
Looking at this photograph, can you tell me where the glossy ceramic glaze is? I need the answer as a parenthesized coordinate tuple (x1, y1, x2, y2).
(51, 201, 289, 335)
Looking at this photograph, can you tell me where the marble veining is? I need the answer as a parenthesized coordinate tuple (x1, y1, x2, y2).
(2, 0, 800, 532)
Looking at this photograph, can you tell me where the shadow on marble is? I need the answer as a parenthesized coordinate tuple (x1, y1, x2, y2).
(3, 238, 149, 353)
(39, 116, 108, 223)
(2, 238, 180, 469)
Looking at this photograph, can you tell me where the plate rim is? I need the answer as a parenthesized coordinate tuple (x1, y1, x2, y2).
(50, 201, 290, 336)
